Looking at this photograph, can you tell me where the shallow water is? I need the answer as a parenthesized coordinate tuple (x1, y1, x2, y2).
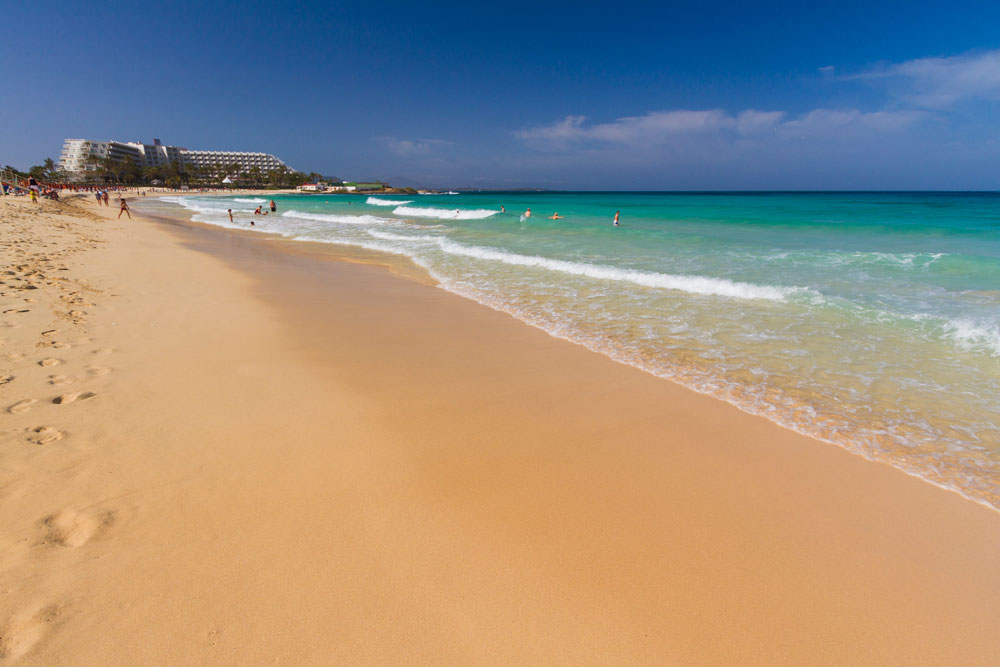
(145, 191, 1000, 509)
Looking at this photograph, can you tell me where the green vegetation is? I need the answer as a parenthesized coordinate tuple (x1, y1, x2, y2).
(343, 182, 385, 191)
(25, 157, 65, 182)
(16, 157, 400, 192)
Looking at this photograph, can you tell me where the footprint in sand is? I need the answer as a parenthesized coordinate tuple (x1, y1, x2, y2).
(7, 399, 38, 414)
(0, 375, 13, 386)
(41, 329, 58, 337)
(40, 509, 114, 548)
(92, 348, 112, 356)
(51, 342, 72, 350)
(48, 375, 73, 386)
(86, 366, 112, 377)
(0, 603, 62, 662)
(52, 392, 96, 405)
(26, 426, 64, 445)
(39, 358, 62, 367)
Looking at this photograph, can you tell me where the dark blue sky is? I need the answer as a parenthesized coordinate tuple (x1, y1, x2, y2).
(5, 0, 999, 189)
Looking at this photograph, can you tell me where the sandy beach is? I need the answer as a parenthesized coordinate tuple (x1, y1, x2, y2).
(2, 192, 999, 665)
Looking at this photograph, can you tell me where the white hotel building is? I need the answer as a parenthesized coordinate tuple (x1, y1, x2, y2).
(59, 138, 291, 180)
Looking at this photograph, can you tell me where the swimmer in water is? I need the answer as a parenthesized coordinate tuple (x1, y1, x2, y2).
(613, 211, 620, 226)
(549, 212, 563, 219)
(524, 208, 532, 218)
(500, 205, 505, 213)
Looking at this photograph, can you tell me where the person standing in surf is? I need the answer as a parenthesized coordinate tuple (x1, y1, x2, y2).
(524, 208, 531, 218)
(614, 211, 620, 226)
(270, 200, 277, 213)
(228, 209, 234, 223)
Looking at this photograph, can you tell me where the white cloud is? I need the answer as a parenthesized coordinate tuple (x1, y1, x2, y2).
(515, 109, 793, 150)
(850, 49, 1000, 108)
(380, 137, 451, 157)
(515, 107, 918, 152)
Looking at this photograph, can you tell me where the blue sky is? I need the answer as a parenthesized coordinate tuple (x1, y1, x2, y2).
(4, 0, 999, 189)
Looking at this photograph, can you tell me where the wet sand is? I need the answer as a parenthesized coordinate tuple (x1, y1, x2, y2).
(2, 192, 999, 664)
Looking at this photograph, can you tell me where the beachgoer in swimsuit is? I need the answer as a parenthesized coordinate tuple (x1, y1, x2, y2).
(118, 199, 131, 219)
(228, 209, 233, 223)
(614, 211, 620, 226)
(549, 213, 563, 219)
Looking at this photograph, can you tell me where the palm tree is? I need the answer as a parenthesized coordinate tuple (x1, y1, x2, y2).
(42, 157, 60, 181)
(99, 156, 118, 184)
(165, 160, 182, 188)
(84, 155, 103, 183)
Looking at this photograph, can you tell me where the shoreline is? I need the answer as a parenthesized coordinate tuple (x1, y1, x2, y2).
(148, 193, 1000, 514)
(3, 193, 999, 663)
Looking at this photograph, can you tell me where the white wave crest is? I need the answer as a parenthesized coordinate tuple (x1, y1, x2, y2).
(944, 318, 1000, 356)
(366, 230, 436, 243)
(281, 210, 389, 225)
(435, 239, 799, 301)
(366, 197, 413, 206)
(158, 196, 226, 215)
(234, 197, 268, 203)
(393, 205, 497, 220)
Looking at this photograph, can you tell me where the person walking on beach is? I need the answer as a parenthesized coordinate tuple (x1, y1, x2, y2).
(614, 211, 620, 226)
(102, 191, 110, 207)
(228, 209, 234, 223)
(118, 199, 131, 220)
(95, 191, 102, 206)
(29, 188, 38, 204)
(270, 199, 277, 213)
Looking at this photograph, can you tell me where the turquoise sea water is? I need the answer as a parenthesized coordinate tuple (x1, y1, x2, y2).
(150, 192, 1000, 509)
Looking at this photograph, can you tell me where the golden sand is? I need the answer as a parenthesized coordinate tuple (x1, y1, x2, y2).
(1, 192, 999, 664)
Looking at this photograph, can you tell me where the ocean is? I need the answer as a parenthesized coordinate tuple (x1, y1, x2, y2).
(147, 191, 1000, 510)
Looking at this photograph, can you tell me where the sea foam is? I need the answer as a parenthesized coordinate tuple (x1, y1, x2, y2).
(433, 239, 798, 301)
(281, 210, 389, 225)
(393, 205, 497, 220)
(366, 197, 413, 206)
